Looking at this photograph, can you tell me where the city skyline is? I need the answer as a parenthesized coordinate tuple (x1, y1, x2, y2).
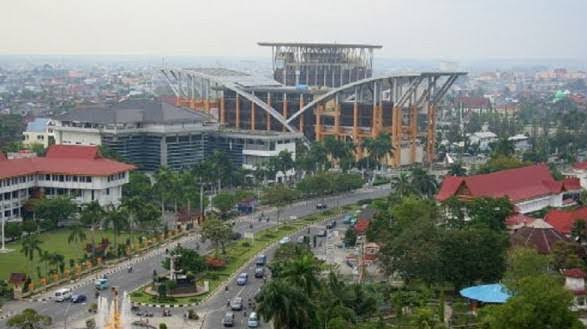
(1, 0, 586, 60)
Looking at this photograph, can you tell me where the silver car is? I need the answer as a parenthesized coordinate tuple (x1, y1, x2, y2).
(230, 297, 243, 311)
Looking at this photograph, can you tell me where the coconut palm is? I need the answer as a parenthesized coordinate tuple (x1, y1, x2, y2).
(448, 162, 467, 176)
(278, 254, 321, 297)
(79, 201, 105, 259)
(67, 224, 87, 245)
(154, 166, 175, 217)
(410, 167, 439, 198)
(362, 133, 394, 171)
(104, 206, 128, 254)
(256, 280, 316, 329)
(20, 235, 43, 273)
(391, 172, 414, 198)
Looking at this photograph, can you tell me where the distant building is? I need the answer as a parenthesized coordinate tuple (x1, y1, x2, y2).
(0, 145, 135, 223)
(508, 134, 530, 152)
(22, 117, 54, 148)
(562, 268, 587, 311)
(51, 99, 303, 173)
(469, 124, 497, 151)
(457, 96, 492, 114)
(569, 161, 587, 189)
(436, 164, 581, 214)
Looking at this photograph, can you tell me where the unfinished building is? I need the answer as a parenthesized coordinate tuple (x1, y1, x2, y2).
(160, 42, 465, 167)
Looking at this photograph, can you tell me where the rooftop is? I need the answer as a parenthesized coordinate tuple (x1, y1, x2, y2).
(0, 145, 135, 179)
(510, 219, 571, 254)
(258, 42, 383, 49)
(545, 207, 587, 235)
(56, 99, 213, 125)
(436, 164, 566, 203)
(25, 117, 51, 133)
(184, 68, 283, 89)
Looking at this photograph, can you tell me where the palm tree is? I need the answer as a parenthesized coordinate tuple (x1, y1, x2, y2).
(121, 196, 146, 246)
(154, 166, 175, 217)
(410, 167, 438, 198)
(7, 308, 52, 329)
(362, 133, 394, 171)
(67, 224, 87, 245)
(278, 254, 321, 297)
(104, 206, 128, 255)
(256, 280, 316, 329)
(391, 173, 414, 198)
(20, 235, 43, 274)
(79, 201, 104, 259)
(448, 162, 467, 176)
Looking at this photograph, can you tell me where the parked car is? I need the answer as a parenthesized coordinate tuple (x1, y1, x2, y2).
(297, 235, 306, 244)
(54, 288, 73, 302)
(247, 312, 259, 328)
(326, 220, 337, 229)
(223, 311, 235, 327)
(71, 294, 87, 304)
(255, 255, 267, 266)
(95, 278, 109, 290)
(230, 297, 243, 311)
(236, 273, 248, 285)
(279, 236, 291, 244)
(317, 230, 327, 237)
(316, 203, 327, 209)
(255, 267, 265, 278)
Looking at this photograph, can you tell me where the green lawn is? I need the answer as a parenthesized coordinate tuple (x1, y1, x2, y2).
(0, 229, 136, 281)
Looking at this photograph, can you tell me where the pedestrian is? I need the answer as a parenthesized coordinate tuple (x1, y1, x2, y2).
(225, 285, 229, 292)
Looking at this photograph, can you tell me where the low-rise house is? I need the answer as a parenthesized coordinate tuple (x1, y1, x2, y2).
(545, 206, 587, 237)
(22, 117, 54, 148)
(569, 161, 587, 190)
(510, 219, 570, 254)
(436, 164, 580, 214)
(562, 268, 587, 311)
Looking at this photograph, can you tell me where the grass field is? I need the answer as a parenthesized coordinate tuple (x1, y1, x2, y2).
(0, 229, 136, 281)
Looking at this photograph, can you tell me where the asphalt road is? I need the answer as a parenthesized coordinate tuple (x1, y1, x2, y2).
(0, 185, 389, 328)
(200, 217, 347, 329)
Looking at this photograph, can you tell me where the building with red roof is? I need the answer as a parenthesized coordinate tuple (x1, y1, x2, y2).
(510, 219, 571, 254)
(563, 268, 587, 311)
(545, 207, 587, 236)
(436, 164, 580, 214)
(0, 145, 135, 223)
(570, 161, 587, 190)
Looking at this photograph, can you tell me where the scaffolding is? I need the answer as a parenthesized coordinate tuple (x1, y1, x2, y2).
(258, 42, 382, 87)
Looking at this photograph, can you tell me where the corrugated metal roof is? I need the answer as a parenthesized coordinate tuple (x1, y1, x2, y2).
(25, 117, 51, 132)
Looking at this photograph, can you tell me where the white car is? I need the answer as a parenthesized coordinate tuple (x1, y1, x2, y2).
(54, 288, 73, 302)
(247, 312, 259, 328)
(279, 236, 291, 244)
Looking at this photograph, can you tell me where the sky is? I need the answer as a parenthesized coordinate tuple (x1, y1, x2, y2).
(1, 0, 586, 60)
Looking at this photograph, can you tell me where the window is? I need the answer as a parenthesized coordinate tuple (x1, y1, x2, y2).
(4, 192, 10, 200)
(87, 177, 92, 183)
(46, 174, 50, 180)
(91, 190, 95, 201)
(4, 211, 9, 218)
(106, 188, 110, 195)
(73, 176, 78, 182)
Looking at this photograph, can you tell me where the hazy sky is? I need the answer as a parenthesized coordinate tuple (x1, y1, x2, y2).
(1, 0, 586, 60)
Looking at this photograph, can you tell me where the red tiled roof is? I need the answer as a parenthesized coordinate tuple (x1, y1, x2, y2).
(563, 268, 586, 278)
(505, 213, 536, 227)
(458, 96, 491, 109)
(0, 146, 135, 179)
(46, 144, 100, 159)
(436, 164, 561, 203)
(355, 218, 370, 235)
(435, 176, 464, 201)
(510, 224, 570, 254)
(545, 207, 587, 235)
(562, 177, 582, 191)
(573, 161, 587, 170)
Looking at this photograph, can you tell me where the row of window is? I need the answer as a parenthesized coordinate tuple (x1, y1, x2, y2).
(38, 174, 93, 183)
(0, 175, 35, 187)
(107, 172, 126, 182)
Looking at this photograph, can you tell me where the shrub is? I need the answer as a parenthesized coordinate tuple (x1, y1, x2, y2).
(205, 257, 226, 269)
(159, 323, 167, 329)
(241, 241, 251, 248)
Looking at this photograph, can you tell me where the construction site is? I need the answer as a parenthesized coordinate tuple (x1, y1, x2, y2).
(160, 42, 465, 167)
